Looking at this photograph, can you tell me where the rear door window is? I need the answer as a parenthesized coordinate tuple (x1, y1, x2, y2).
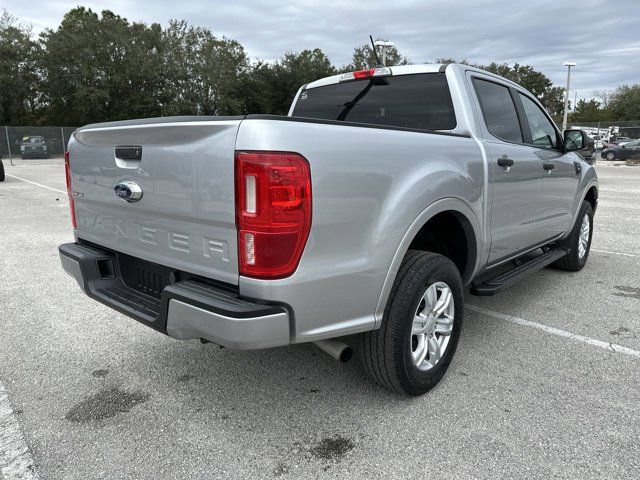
(473, 78, 523, 143)
(292, 73, 456, 131)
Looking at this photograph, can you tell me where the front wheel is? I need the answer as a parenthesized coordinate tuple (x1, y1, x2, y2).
(552, 200, 594, 271)
(0, 159, 4, 182)
(357, 251, 464, 396)
(606, 152, 616, 161)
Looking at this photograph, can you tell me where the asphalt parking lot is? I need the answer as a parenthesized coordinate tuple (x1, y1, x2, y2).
(1, 160, 639, 479)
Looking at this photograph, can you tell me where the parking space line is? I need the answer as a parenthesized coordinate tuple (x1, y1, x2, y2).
(5, 174, 66, 195)
(468, 305, 640, 360)
(592, 249, 639, 258)
(0, 382, 39, 480)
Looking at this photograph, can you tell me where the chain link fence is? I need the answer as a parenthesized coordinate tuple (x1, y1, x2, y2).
(1, 126, 76, 165)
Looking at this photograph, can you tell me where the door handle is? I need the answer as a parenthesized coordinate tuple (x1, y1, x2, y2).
(542, 162, 555, 171)
(115, 146, 142, 161)
(497, 158, 514, 168)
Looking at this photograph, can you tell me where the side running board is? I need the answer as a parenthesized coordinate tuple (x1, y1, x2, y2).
(470, 248, 568, 296)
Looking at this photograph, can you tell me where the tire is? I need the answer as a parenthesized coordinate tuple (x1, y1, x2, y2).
(0, 159, 4, 182)
(551, 200, 594, 271)
(357, 251, 464, 396)
(606, 152, 615, 161)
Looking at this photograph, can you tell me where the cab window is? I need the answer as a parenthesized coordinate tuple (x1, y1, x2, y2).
(518, 93, 559, 149)
(473, 79, 523, 143)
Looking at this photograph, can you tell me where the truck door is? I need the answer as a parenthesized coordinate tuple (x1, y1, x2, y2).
(471, 77, 542, 264)
(516, 92, 579, 241)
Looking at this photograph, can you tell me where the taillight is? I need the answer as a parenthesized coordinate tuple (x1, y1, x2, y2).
(235, 151, 312, 279)
(64, 151, 76, 228)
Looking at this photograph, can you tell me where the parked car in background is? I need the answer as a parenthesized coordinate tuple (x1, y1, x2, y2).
(20, 136, 49, 159)
(601, 139, 640, 160)
(601, 136, 634, 150)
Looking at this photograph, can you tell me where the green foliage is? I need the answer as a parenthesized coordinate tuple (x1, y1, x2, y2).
(38, 8, 168, 125)
(242, 49, 336, 115)
(482, 63, 552, 98)
(540, 86, 566, 119)
(161, 20, 249, 116)
(0, 10, 40, 124)
(570, 99, 609, 123)
(608, 85, 640, 121)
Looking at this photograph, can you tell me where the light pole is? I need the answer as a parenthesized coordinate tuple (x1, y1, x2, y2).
(562, 62, 576, 132)
(374, 40, 395, 66)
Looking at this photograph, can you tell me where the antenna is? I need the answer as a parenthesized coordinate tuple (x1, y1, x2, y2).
(369, 35, 382, 67)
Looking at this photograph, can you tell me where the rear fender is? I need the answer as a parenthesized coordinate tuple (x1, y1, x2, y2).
(374, 198, 482, 327)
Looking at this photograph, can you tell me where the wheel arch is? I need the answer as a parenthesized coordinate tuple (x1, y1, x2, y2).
(583, 184, 598, 213)
(374, 198, 482, 327)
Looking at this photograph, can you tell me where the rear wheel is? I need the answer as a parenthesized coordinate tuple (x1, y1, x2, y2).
(0, 159, 5, 182)
(357, 251, 464, 395)
(552, 201, 593, 271)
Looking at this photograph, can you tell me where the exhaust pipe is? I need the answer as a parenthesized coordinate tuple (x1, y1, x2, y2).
(313, 339, 354, 363)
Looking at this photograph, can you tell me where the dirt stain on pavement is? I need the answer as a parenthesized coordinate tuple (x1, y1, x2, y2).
(65, 388, 150, 422)
(613, 285, 640, 299)
(91, 369, 109, 378)
(272, 461, 290, 477)
(310, 435, 354, 461)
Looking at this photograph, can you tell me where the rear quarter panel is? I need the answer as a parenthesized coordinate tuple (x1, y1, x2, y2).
(236, 119, 485, 342)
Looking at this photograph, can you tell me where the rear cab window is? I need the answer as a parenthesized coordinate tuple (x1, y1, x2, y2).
(292, 73, 456, 131)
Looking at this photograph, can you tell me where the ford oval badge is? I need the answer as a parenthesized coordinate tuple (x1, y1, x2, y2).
(114, 181, 143, 203)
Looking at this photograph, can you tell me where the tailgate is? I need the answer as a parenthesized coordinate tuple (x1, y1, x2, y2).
(69, 117, 242, 285)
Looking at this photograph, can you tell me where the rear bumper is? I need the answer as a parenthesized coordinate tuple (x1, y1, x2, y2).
(59, 242, 291, 350)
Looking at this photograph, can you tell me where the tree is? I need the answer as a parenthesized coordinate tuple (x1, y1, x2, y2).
(38, 8, 167, 125)
(482, 63, 552, 98)
(0, 10, 40, 124)
(434, 58, 470, 66)
(540, 86, 566, 119)
(347, 39, 410, 70)
(240, 49, 336, 115)
(161, 20, 249, 116)
(608, 85, 640, 121)
(569, 99, 610, 123)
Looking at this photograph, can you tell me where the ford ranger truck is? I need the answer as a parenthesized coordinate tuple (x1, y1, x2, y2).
(59, 64, 598, 395)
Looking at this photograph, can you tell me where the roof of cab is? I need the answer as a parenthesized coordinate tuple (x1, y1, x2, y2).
(304, 63, 528, 93)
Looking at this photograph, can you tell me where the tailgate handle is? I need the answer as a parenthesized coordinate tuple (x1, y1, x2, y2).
(115, 146, 142, 161)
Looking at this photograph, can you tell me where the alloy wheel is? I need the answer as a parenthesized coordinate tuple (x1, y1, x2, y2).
(410, 282, 454, 371)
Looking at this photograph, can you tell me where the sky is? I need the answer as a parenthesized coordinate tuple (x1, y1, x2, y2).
(5, 0, 639, 100)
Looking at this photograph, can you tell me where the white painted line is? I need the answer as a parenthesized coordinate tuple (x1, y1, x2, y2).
(0, 383, 39, 480)
(592, 248, 639, 258)
(5, 174, 66, 194)
(468, 305, 640, 360)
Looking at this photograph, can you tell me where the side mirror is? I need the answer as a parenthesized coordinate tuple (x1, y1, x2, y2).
(564, 129, 586, 152)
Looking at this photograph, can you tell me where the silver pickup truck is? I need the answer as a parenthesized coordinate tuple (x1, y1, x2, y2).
(59, 63, 598, 395)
